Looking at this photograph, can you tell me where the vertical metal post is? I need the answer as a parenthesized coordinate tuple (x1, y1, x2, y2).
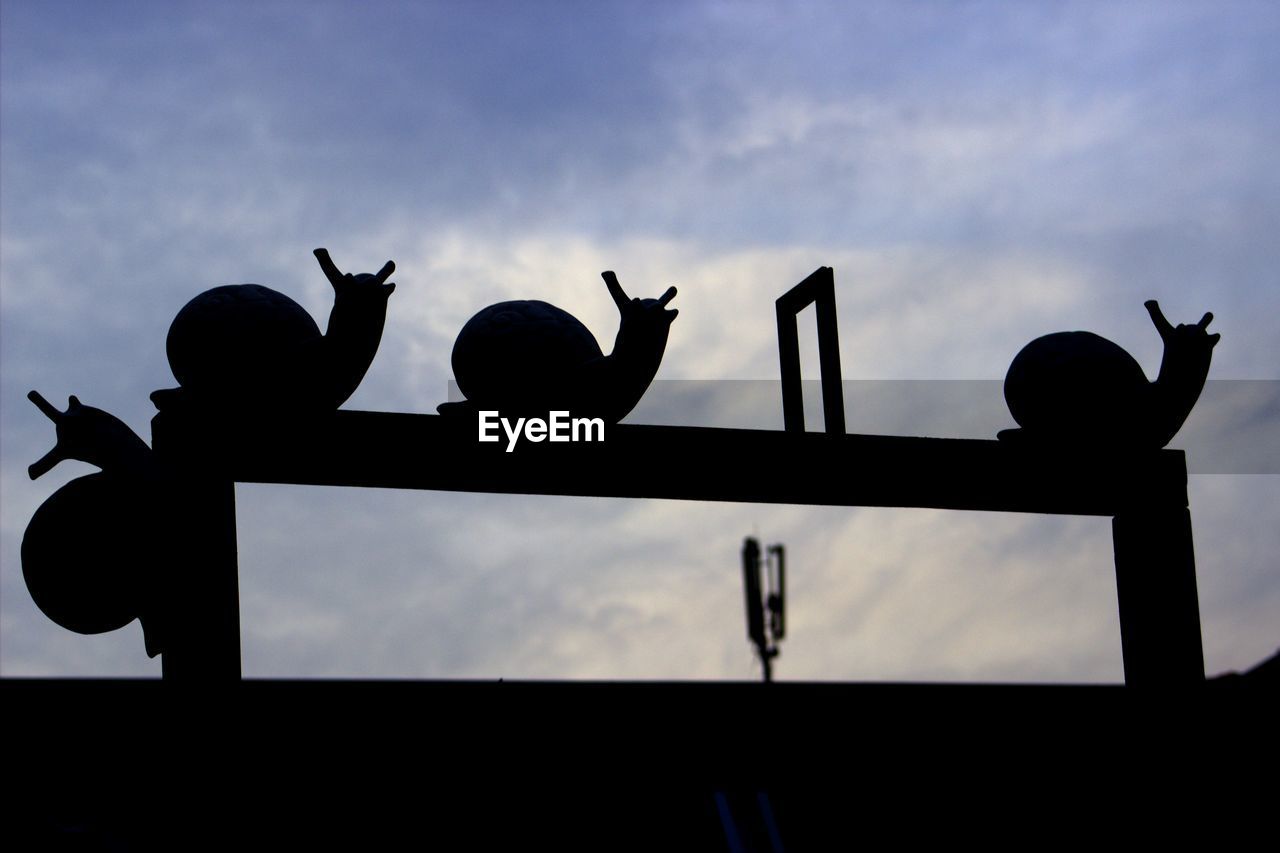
(1112, 483, 1205, 686)
(161, 477, 241, 680)
(152, 414, 242, 680)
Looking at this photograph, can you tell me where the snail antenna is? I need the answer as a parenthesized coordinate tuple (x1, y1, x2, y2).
(602, 271, 630, 311)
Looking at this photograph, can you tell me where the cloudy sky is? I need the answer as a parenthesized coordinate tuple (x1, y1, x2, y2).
(2, 0, 1276, 681)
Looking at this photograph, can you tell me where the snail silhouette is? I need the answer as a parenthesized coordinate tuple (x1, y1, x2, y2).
(22, 391, 169, 655)
(151, 248, 396, 413)
(440, 271, 678, 423)
(1001, 300, 1220, 448)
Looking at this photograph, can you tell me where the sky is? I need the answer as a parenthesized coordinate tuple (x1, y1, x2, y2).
(2, 0, 1276, 681)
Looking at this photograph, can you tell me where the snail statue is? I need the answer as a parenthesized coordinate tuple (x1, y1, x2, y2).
(1000, 300, 1220, 448)
(150, 248, 396, 414)
(23, 248, 397, 660)
(439, 270, 678, 423)
(22, 391, 169, 655)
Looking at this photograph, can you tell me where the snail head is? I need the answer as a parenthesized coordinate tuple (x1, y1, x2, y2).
(603, 270, 678, 330)
(1145, 299, 1219, 445)
(1145, 299, 1220, 360)
(27, 391, 152, 480)
(314, 248, 396, 302)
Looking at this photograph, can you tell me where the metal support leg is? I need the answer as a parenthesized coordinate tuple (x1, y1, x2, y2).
(160, 476, 241, 680)
(1112, 506, 1205, 686)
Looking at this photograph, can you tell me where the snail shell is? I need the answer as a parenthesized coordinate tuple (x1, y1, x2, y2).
(1004, 331, 1151, 444)
(451, 299, 606, 417)
(165, 284, 321, 410)
(22, 473, 160, 636)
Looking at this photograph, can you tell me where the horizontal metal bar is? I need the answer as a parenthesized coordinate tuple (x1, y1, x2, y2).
(151, 410, 1188, 516)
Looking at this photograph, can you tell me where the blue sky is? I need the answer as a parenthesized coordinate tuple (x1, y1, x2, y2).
(2, 0, 1277, 679)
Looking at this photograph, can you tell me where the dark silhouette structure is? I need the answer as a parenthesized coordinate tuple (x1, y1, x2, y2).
(23, 249, 395, 676)
(151, 248, 396, 414)
(22, 392, 172, 656)
(23, 473, 151, 635)
(21, 260, 1220, 686)
(776, 267, 844, 434)
(742, 537, 786, 682)
(439, 270, 678, 423)
(1002, 300, 1219, 447)
(26, 390, 155, 481)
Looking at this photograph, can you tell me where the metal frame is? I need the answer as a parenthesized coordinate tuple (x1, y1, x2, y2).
(152, 410, 1205, 685)
(146, 265, 1205, 686)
